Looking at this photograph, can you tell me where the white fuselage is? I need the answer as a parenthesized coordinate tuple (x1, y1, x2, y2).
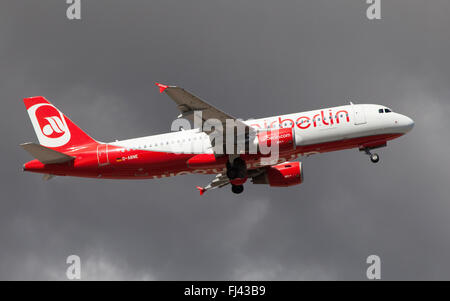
(109, 104, 414, 155)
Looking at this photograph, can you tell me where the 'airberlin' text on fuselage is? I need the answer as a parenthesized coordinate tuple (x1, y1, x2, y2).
(250, 110, 350, 130)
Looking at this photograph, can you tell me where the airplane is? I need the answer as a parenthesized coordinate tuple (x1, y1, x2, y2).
(21, 83, 414, 195)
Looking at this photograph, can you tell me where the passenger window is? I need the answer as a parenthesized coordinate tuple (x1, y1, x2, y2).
(379, 109, 384, 113)
(385, 109, 392, 113)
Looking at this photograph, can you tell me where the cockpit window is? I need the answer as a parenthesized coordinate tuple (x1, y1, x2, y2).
(378, 109, 384, 113)
(385, 108, 392, 113)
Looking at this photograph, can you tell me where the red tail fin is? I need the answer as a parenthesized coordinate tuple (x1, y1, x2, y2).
(23, 96, 97, 151)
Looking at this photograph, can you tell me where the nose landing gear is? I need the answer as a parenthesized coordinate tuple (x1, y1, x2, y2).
(363, 148, 380, 163)
(370, 153, 380, 163)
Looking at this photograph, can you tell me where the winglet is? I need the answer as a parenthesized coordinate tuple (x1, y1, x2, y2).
(196, 186, 206, 196)
(155, 82, 169, 93)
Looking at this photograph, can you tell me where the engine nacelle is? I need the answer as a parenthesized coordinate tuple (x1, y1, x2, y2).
(252, 161, 303, 187)
(254, 127, 296, 153)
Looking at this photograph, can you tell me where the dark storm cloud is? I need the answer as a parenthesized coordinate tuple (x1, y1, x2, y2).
(1, 0, 450, 280)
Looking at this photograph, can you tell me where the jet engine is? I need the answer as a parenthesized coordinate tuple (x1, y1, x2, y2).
(252, 161, 303, 187)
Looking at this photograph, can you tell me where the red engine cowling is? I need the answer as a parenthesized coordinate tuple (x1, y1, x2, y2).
(252, 161, 303, 187)
(256, 128, 296, 153)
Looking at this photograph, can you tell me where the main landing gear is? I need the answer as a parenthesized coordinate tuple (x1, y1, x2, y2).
(364, 148, 380, 163)
(227, 157, 247, 194)
(231, 185, 244, 194)
(226, 157, 247, 180)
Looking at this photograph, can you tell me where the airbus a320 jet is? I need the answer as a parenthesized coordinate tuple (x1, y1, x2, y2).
(21, 83, 414, 194)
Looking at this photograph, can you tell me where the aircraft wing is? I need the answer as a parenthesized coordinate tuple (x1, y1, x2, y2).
(156, 83, 250, 128)
(155, 83, 256, 153)
(195, 169, 265, 195)
(196, 173, 230, 195)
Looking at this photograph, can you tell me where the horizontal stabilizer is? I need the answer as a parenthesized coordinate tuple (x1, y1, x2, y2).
(20, 142, 75, 164)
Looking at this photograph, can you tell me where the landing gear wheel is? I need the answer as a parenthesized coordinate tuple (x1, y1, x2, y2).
(231, 185, 244, 194)
(233, 157, 246, 170)
(226, 157, 247, 179)
(227, 168, 238, 180)
(370, 153, 380, 163)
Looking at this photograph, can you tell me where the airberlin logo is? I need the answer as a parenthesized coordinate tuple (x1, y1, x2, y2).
(249, 109, 350, 130)
(27, 103, 71, 148)
(42, 116, 66, 137)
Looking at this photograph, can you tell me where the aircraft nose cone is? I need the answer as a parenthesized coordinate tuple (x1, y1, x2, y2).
(401, 115, 414, 133)
(407, 117, 415, 129)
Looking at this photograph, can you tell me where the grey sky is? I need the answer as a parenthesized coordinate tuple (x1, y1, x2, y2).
(1, 0, 449, 280)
